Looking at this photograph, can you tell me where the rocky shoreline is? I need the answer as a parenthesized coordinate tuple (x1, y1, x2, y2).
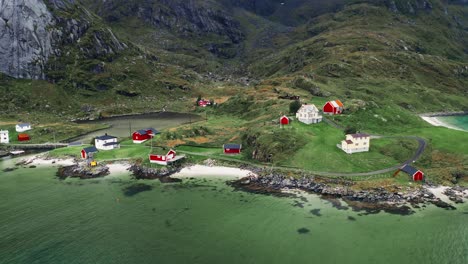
(128, 164, 183, 182)
(230, 167, 467, 214)
(56, 163, 109, 179)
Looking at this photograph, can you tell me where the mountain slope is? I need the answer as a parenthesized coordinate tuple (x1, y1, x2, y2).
(0, 0, 466, 121)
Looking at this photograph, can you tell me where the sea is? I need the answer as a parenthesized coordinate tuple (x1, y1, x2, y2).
(438, 115, 468, 131)
(1, 159, 467, 264)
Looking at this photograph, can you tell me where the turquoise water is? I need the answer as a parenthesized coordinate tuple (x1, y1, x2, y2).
(438, 115, 468, 131)
(1, 161, 467, 264)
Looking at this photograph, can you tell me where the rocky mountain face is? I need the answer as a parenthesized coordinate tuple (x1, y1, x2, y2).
(0, 0, 55, 79)
(0, 0, 126, 80)
(83, 0, 244, 43)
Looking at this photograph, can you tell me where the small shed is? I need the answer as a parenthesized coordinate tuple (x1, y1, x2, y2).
(18, 134, 30, 141)
(81, 146, 98, 159)
(323, 100, 344, 115)
(132, 128, 159, 143)
(223, 144, 242, 154)
(149, 149, 184, 165)
(280, 115, 290, 125)
(16, 123, 32, 132)
(401, 165, 424, 181)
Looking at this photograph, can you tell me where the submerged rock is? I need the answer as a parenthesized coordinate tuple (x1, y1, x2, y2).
(123, 183, 153, 197)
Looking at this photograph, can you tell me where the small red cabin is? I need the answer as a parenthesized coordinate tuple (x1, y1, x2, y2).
(81, 146, 98, 159)
(323, 100, 344, 115)
(280, 115, 290, 125)
(18, 134, 30, 141)
(223, 144, 242, 154)
(149, 149, 177, 165)
(132, 128, 159, 144)
(401, 165, 424, 181)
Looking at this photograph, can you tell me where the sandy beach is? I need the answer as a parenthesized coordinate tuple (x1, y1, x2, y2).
(427, 186, 452, 204)
(107, 163, 131, 174)
(21, 155, 76, 166)
(420, 115, 466, 132)
(172, 164, 257, 179)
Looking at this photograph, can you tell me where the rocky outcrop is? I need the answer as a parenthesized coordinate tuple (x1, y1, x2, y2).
(0, 0, 55, 79)
(231, 169, 462, 211)
(0, 0, 126, 80)
(56, 163, 109, 179)
(128, 164, 182, 182)
(88, 0, 243, 43)
(386, 0, 434, 14)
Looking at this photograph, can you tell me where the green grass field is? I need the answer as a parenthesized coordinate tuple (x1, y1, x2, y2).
(277, 121, 410, 173)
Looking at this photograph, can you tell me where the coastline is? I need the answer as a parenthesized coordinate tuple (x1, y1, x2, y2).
(6, 154, 467, 212)
(419, 112, 467, 132)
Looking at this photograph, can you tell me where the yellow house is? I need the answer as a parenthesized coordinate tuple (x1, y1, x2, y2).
(340, 133, 370, 154)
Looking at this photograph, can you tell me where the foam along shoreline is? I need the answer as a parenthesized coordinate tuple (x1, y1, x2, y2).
(420, 115, 466, 132)
(171, 165, 257, 179)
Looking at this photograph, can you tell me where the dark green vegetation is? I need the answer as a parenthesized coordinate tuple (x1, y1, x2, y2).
(1, 0, 467, 185)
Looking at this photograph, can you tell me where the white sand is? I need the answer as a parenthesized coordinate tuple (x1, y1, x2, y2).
(427, 186, 452, 204)
(172, 165, 257, 179)
(107, 163, 131, 174)
(420, 116, 466, 132)
(21, 155, 75, 166)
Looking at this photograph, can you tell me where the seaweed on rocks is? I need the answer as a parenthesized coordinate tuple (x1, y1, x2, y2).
(128, 164, 182, 183)
(3, 167, 17, 172)
(123, 183, 153, 197)
(310, 209, 322, 216)
(297, 228, 310, 234)
(229, 168, 454, 215)
(56, 164, 109, 179)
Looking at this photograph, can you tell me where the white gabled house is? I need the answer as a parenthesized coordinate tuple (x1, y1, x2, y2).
(0, 130, 9, 144)
(339, 133, 370, 154)
(295, 104, 322, 124)
(16, 123, 31, 132)
(95, 134, 120, 150)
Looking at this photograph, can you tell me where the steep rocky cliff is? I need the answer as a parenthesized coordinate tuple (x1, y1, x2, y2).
(0, 0, 126, 80)
(0, 0, 55, 79)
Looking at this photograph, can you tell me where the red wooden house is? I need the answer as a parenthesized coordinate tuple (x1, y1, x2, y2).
(401, 165, 424, 181)
(81, 146, 98, 159)
(198, 99, 211, 107)
(149, 149, 177, 165)
(323, 100, 344, 115)
(132, 128, 159, 143)
(223, 144, 242, 154)
(18, 133, 30, 141)
(280, 115, 290, 125)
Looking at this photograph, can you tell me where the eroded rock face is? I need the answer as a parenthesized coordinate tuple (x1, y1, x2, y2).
(0, 0, 55, 79)
(0, 0, 126, 80)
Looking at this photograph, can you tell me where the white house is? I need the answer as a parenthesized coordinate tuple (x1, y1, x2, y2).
(95, 134, 120, 150)
(16, 123, 31, 132)
(295, 104, 322, 124)
(0, 130, 9, 144)
(339, 133, 370, 154)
